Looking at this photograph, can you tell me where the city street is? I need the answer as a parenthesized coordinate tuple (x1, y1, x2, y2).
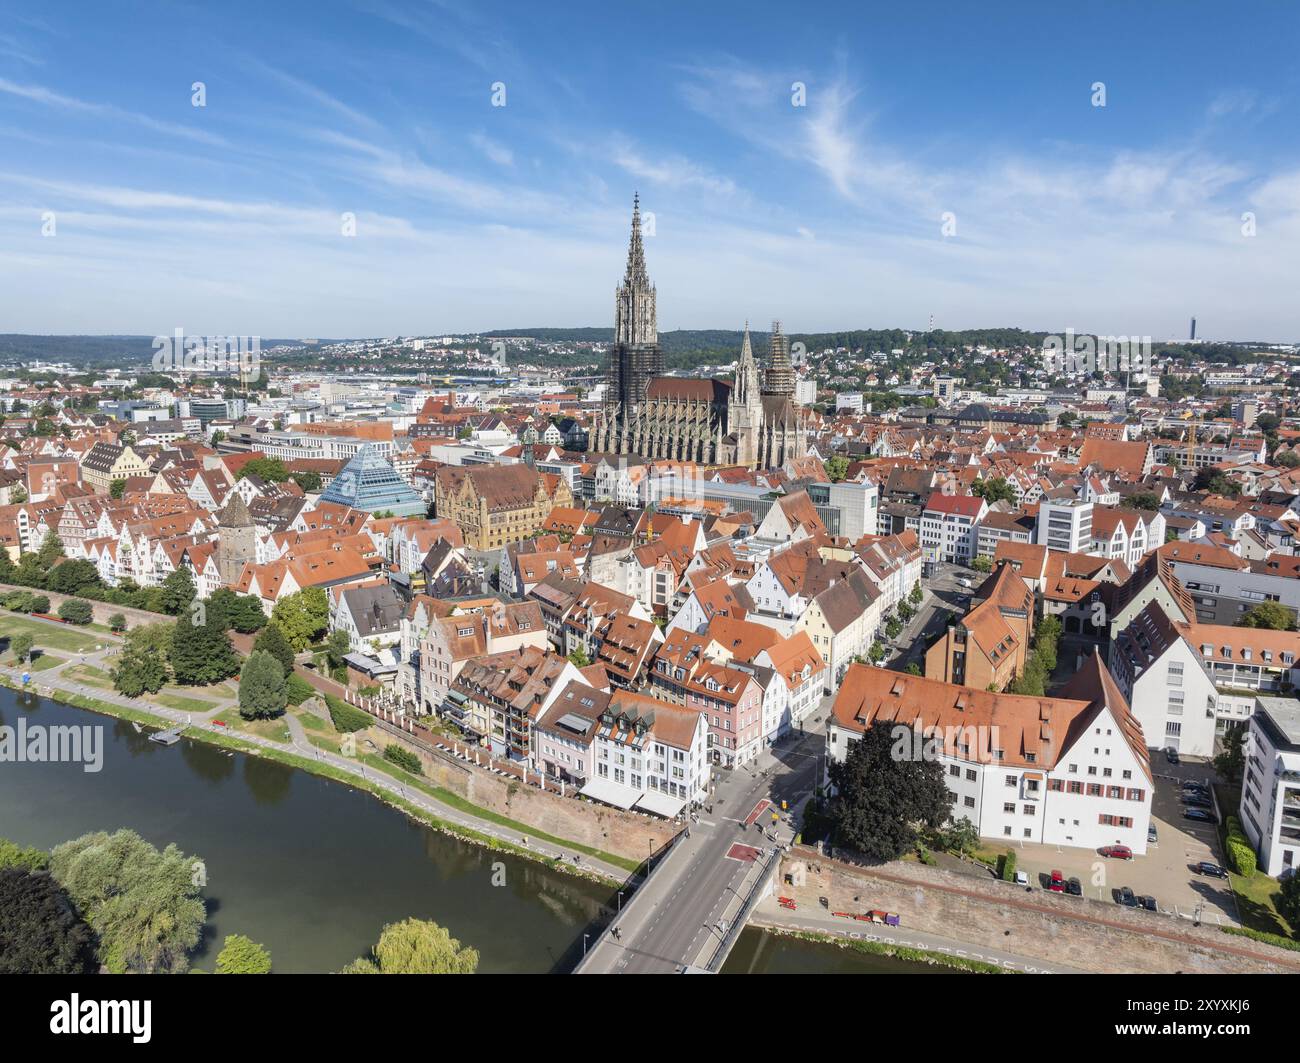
(887, 561, 974, 671)
(576, 722, 826, 973)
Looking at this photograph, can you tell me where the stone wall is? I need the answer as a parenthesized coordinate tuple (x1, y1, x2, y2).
(368, 725, 678, 867)
(779, 846, 1300, 974)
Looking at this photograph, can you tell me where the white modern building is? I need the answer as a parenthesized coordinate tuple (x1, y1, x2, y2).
(1035, 498, 1094, 555)
(1240, 697, 1300, 878)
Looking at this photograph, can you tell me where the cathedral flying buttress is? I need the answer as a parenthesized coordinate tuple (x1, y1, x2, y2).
(591, 196, 808, 471)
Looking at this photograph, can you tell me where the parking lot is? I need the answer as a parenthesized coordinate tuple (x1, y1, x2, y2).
(1008, 755, 1239, 926)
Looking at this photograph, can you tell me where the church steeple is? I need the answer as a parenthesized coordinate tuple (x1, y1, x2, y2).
(763, 319, 795, 397)
(624, 191, 650, 286)
(734, 321, 759, 404)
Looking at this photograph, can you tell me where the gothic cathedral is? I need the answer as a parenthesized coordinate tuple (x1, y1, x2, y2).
(591, 196, 807, 470)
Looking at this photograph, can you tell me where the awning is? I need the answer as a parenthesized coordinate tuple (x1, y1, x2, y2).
(634, 790, 686, 819)
(579, 776, 642, 810)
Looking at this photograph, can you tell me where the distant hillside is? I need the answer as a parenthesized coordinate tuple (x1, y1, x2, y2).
(0, 334, 314, 367)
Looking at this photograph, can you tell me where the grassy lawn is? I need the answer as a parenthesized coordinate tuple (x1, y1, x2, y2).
(149, 690, 218, 713)
(224, 714, 292, 742)
(64, 664, 114, 689)
(0, 615, 102, 653)
(294, 710, 331, 733)
(27, 653, 65, 672)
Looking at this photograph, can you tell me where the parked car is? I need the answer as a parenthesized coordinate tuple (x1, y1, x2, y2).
(1182, 780, 1209, 792)
(1099, 844, 1133, 860)
(1147, 823, 1158, 844)
(1184, 808, 1218, 824)
(1194, 861, 1229, 879)
(1117, 886, 1138, 907)
(1066, 877, 1083, 896)
(1049, 869, 1065, 892)
(1164, 747, 1180, 765)
(1183, 794, 1214, 809)
(1014, 870, 1029, 886)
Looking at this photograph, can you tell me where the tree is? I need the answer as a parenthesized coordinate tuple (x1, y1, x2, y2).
(1275, 450, 1300, 469)
(0, 837, 50, 872)
(234, 456, 289, 483)
(215, 934, 272, 974)
(170, 612, 239, 686)
(239, 651, 288, 720)
(47, 559, 101, 595)
(826, 722, 952, 861)
(1213, 726, 1246, 785)
(30, 595, 50, 614)
(0, 868, 97, 974)
(159, 566, 197, 616)
(971, 555, 992, 573)
(1278, 873, 1300, 931)
(973, 476, 1015, 504)
(49, 829, 206, 974)
(290, 470, 322, 493)
(1238, 601, 1296, 632)
(35, 532, 65, 569)
(107, 613, 127, 633)
(270, 587, 329, 650)
(342, 918, 478, 974)
(207, 588, 268, 634)
(253, 622, 296, 677)
(1121, 491, 1162, 511)
(824, 455, 850, 483)
(567, 647, 592, 667)
(867, 641, 886, 663)
(58, 599, 93, 625)
(9, 633, 34, 664)
(325, 628, 351, 671)
(109, 478, 127, 500)
(909, 584, 923, 605)
(112, 623, 172, 696)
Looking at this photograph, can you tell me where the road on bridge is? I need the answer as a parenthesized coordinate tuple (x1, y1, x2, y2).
(577, 722, 826, 974)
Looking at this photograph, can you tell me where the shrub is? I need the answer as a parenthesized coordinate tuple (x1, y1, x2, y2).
(3, 591, 35, 613)
(1224, 817, 1257, 876)
(383, 744, 423, 776)
(108, 613, 127, 633)
(30, 595, 50, 614)
(998, 850, 1017, 882)
(58, 599, 93, 625)
(324, 693, 372, 733)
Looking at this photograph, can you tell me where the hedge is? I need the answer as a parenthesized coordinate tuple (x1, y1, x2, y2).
(323, 692, 373, 733)
(1225, 816, 1257, 877)
(383, 744, 423, 776)
(1221, 925, 1300, 953)
(998, 850, 1017, 882)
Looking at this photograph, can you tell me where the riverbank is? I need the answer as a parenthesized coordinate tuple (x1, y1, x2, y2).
(746, 925, 1009, 974)
(0, 667, 633, 888)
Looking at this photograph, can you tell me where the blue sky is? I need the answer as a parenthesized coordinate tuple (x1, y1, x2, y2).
(1, 1, 1297, 340)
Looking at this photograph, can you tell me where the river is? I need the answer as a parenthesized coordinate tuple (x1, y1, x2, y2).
(0, 687, 612, 973)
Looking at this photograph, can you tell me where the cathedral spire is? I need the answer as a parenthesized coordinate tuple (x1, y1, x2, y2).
(764, 320, 795, 397)
(624, 192, 650, 285)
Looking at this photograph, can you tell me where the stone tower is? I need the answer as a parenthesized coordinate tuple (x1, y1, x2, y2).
(763, 320, 795, 397)
(216, 491, 257, 587)
(727, 323, 763, 467)
(609, 193, 662, 410)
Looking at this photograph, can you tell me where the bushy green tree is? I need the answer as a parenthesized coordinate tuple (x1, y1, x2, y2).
(49, 829, 206, 974)
(270, 587, 329, 650)
(9, 633, 34, 663)
(112, 622, 172, 697)
(58, 599, 93, 625)
(46, 559, 102, 595)
(207, 588, 268, 634)
(826, 722, 951, 861)
(342, 918, 478, 974)
(239, 651, 287, 720)
(0, 868, 98, 974)
(0, 837, 50, 872)
(253, 621, 296, 677)
(1238, 601, 1296, 631)
(235, 456, 289, 483)
(159, 566, 197, 616)
(215, 934, 272, 974)
(170, 613, 239, 686)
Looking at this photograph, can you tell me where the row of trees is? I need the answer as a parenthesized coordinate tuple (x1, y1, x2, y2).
(111, 613, 241, 696)
(1006, 614, 1063, 697)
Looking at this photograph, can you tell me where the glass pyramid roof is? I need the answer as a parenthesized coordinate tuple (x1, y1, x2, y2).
(319, 444, 426, 517)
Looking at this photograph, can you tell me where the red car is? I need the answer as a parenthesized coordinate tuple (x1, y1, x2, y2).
(1049, 869, 1065, 892)
(1099, 845, 1133, 860)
